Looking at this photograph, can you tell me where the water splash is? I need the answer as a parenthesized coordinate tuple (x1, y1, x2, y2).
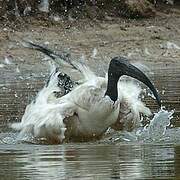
(38, 0, 49, 13)
(1, 108, 177, 145)
(101, 109, 175, 144)
(137, 109, 174, 142)
(0, 133, 18, 145)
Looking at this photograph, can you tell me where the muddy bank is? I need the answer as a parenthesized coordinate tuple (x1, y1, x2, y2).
(0, 3, 180, 127)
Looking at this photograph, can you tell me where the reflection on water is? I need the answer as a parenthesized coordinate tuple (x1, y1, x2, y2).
(0, 110, 178, 179)
(0, 110, 180, 179)
(0, 143, 179, 179)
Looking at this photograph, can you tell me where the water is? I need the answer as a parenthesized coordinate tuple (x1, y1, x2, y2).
(0, 42, 179, 179)
(0, 59, 179, 179)
(0, 109, 180, 179)
(1, 7, 180, 179)
(0, 142, 180, 179)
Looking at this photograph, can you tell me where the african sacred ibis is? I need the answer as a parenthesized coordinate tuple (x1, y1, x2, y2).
(11, 42, 161, 143)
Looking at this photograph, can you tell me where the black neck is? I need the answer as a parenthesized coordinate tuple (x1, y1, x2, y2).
(105, 72, 119, 102)
(104, 57, 161, 107)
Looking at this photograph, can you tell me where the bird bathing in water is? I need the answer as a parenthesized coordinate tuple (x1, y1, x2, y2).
(11, 42, 161, 144)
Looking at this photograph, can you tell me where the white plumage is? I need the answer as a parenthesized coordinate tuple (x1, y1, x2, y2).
(11, 42, 160, 143)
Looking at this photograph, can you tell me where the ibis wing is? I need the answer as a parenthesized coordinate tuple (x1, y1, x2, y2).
(23, 41, 96, 83)
(11, 101, 77, 143)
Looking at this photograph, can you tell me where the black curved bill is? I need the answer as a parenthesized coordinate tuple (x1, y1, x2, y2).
(113, 57, 161, 107)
